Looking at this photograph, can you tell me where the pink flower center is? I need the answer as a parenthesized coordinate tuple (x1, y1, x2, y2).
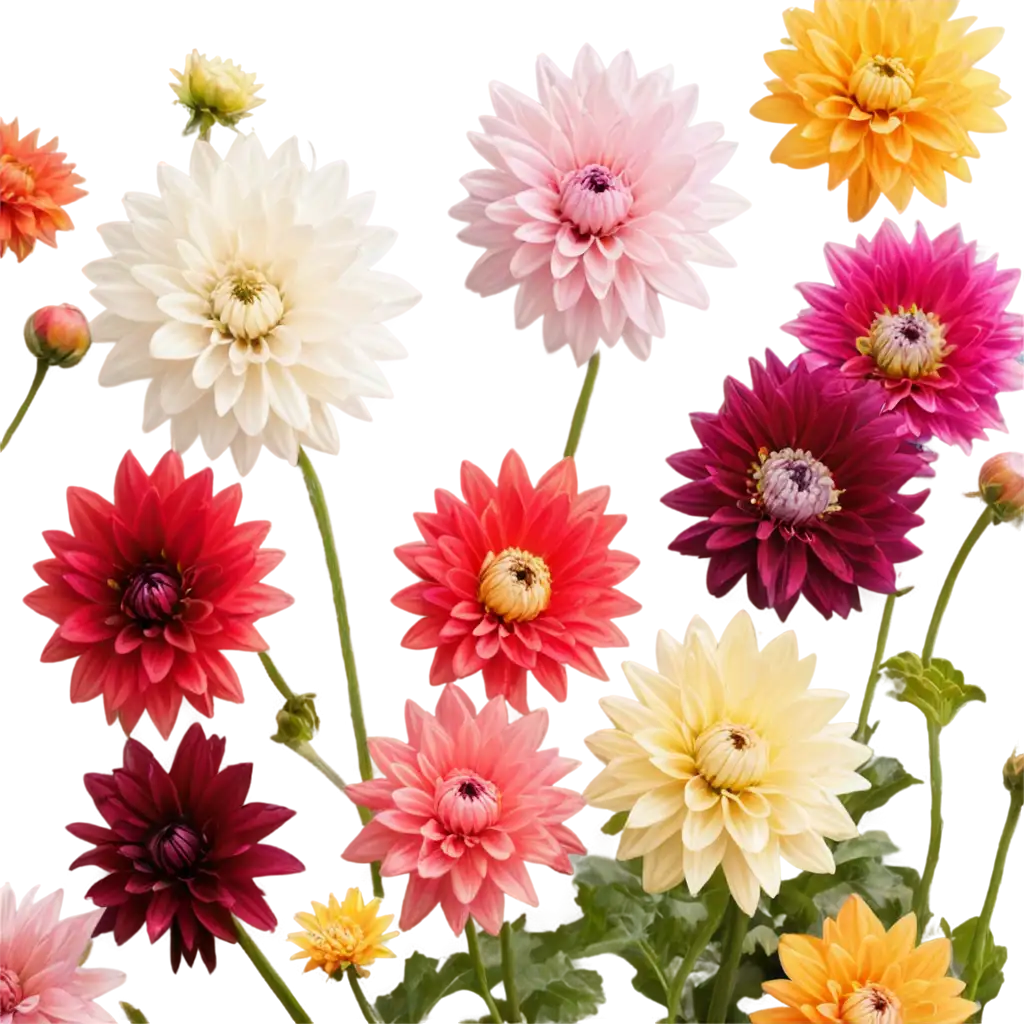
(147, 821, 206, 877)
(0, 967, 24, 1014)
(434, 771, 501, 836)
(751, 447, 842, 525)
(857, 304, 949, 380)
(122, 565, 183, 625)
(559, 164, 633, 236)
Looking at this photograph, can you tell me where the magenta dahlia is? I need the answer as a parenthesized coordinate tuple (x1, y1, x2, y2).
(785, 221, 1023, 451)
(25, 451, 292, 738)
(663, 351, 929, 620)
(68, 723, 304, 972)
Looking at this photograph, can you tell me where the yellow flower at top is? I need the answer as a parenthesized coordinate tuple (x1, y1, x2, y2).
(288, 889, 397, 978)
(750, 1, 1009, 221)
(170, 50, 264, 137)
(751, 894, 976, 1024)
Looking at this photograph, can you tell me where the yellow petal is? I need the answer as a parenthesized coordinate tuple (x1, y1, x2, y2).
(884, 125, 914, 163)
(831, 119, 867, 154)
(960, 26, 1005, 65)
(751, 94, 810, 124)
(765, 49, 814, 84)
(957, 104, 1007, 132)
(867, 138, 903, 192)
(883, 170, 914, 213)
(908, 150, 948, 207)
(858, 3, 883, 55)
(902, 936, 952, 981)
(904, 111, 963, 152)
(778, 935, 831, 1003)
(807, 29, 854, 79)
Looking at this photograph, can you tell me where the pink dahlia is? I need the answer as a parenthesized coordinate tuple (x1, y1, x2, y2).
(0, 885, 124, 1023)
(663, 351, 929, 620)
(68, 724, 304, 973)
(393, 450, 640, 713)
(785, 221, 1023, 451)
(450, 45, 749, 364)
(342, 684, 585, 935)
(25, 451, 292, 738)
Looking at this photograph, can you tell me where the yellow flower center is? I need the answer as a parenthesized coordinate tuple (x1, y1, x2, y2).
(478, 547, 552, 622)
(850, 55, 914, 111)
(840, 983, 903, 1024)
(694, 723, 769, 791)
(0, 154, 35, 194)
(857, 304, 949, 379)
(210, 266, 284, 344)
(304, 917, 367, 972)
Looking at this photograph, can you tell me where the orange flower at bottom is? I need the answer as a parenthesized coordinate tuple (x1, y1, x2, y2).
(751, 895, 975, 1024)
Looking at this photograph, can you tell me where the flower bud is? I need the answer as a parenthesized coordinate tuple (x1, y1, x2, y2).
(24, 304, 91, 367)
(976, 453, 1024, 524)
(271, 693, 320, 745)
(1004, 750, 1024, 793)
(170, 50, 264, 137)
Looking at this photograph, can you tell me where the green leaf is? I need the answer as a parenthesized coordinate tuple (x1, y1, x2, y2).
(884, 652, 986, 727)
(517, 957, 605, 1022)
(949, 917, 1007, 1011)
(742, 924, 779, 957)
(601, 810, 629, 835)
(842, 756, 922, 823)
(832, 830, 899, 865)
(374, 950, 478, 1023)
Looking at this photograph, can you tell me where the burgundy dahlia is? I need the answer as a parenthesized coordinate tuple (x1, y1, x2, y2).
(68, 723, 304, 972)
(663, 351, 929, 620)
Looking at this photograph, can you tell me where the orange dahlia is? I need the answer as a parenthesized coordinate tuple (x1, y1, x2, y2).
(750, 1, 1009, 221)
(0, 119, 85, 262)
(751, 894, 976, 1024)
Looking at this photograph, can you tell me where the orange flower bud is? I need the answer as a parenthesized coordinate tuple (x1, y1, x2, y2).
(978, 452, 1024, 524)
(23, 304, 91, 368)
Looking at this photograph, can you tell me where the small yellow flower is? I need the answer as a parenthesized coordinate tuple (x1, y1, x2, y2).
(170, 50, 264, 137)
(751, 894, 976, 1024)
(287, 889, 397, 978)
(750, 1, 1009, 221)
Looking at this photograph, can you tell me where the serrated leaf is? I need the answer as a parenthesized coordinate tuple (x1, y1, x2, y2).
(842, 756, 922, 823)
(949, 916, 1007, 1011)
(884, 651, 986, 727)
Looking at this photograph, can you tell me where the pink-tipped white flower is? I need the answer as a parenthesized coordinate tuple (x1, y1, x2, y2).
(451, 45, 749, 365)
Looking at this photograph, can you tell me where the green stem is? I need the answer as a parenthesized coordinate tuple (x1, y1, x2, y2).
(637, 939, 670, 1004)
(465, 918, 501, 1024)
(501, 921, 523, 1023)
(707, 902, 749, 1024)
(855, 592, 899, 744)
(915, 719, 943, 940)
(562, 353, 600, 458)
(232, 918, 312, 1023)
(259, 650, 297, 701)
(1, 359, 49, 452)
(666, 898, 728, 1023)
(965, 788, 1022, 1007)
(348, 968, 384, 1023)
(119, 1003, 149, 1023)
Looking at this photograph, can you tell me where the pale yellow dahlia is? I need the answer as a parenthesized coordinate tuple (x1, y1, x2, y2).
(170, 50, 264, 137)
(584, 612, 871, 915)
(750, 1, 1009, 220)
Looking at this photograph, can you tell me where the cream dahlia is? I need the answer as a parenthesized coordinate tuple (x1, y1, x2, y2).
(85, 134, 419, 475)
(584, 612, 871, 915)
(451, 45, 748, 364)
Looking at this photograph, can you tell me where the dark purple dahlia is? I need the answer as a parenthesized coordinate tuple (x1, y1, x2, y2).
(663, 351, 929, 620)
(68, 723, 303, 972)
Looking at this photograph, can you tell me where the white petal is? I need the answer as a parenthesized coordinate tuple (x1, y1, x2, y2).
(131, 264, 189, 298)
(198, 401, 238, 459)
(626, 782, 687, 829)
(150, 321, 208, 360)
(265, 363, 311, 430)
(640, 832, 685, 893)
(721, 841, 762, 916)
(234, 364, 271, 435)
(779, 831, 835, 875)
(157, 292, 210, 325)
(230, 430, 263, 476)
(193, 343, 230, 389)
(214, 364, 247, 416)
(683, 831, 726, 895)
(159, 364, 203, 414)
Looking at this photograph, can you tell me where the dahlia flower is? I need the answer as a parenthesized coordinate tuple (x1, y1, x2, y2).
(68, 723, 304, 973)
(288, 889, 397, 978)
(451, 45, 748, 364)
(25, 450, 292, 738)
(85, 133, 419, 475)
(0, 884, 124, 1023)
(342, 684, 586, 936)
(663, 351, 928, 619)
(393, 450, 640, 713)
(584, 613, 870, 916)
(751, 1, 1009, 221)
(170, 50, 264, 137)
(0, 119, 85, 262)
(751, 894, 975, 1024)
(786, 221, 1023, 451)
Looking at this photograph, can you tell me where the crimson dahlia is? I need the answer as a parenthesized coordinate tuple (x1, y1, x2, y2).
(68, 724, 303, 972)
(663, 352, 929, 620)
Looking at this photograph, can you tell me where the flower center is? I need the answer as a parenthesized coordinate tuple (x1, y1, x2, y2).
(850, 55, 914, 111)
(840, 983, 903, 1024)
(857, 305, 949, 379)
(559, 163, 633, 236)
(0, 967, 24, 1014)
(210, 266, 284, 343)
(306, 918, 366, 968)
(478, 547, 552, 622)
(0, 154, 36, 194)
(121, 564, 183, 625)
(147, 821, 206, 877)
(694, 723, 769, 792)
(434, 770, 502, 836)
(751, 447, 842, 525)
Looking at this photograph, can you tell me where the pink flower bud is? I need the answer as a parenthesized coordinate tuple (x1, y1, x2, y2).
(24, 303, 91, 367)
(978, 452, 1024, 524)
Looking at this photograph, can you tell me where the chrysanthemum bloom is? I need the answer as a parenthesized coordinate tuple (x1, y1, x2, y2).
(751, 2, 1009, 221)
(288, 890, 397, 978)
(170, 50, 264, 137)
(85, 134, 419, 475)
(0, 884, 125, 1023)
(750, 894, 976, 1023)
(451, 45, 748, 364)
(663, 351, 928, 619)
(584, 613, 870, 915)
(342, 684, 586, 935)
(0, 119, 86, 262)
(25, 450, 292, 737)
(785, 221, 1023, 451)
(68, 723, 304, 973)
(393, 451, 640, 713)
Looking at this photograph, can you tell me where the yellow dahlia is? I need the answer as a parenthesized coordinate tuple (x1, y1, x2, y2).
(287, 889, 397, 978)
(751, 894, 976, 1023)
(750, 0, 1009, 220)
(583, 612, 871, 915)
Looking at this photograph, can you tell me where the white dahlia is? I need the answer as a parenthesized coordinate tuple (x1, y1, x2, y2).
(85, 134, 420, 474)
(584, 612, 871, 916)
(448, 46, 745, 372)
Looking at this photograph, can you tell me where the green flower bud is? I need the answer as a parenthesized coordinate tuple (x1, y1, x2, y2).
(1004, 750, 1024, 793)
(271, 692, 320, 745)
(170, 50, 264, 137)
